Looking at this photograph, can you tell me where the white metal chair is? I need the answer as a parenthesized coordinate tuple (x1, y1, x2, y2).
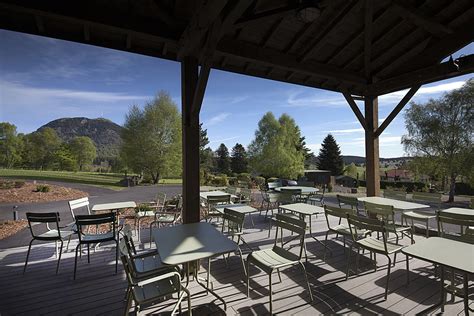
(135, 192, 167, 241)
(149, 195, 182, 247)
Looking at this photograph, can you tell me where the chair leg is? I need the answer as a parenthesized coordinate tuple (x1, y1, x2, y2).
(356, 248, 360, 275)
(124, 289, 132, 316)
(385, 255, 392, 300)
(56, 240, 64, 274)
(87, 244, 90, 263)
(246, 259, 250, 297)
(23, 239, 34, 274)
(406, 255, 410, 285)
(74, 244, 80, 280)
(300, 262, 313, 302)
(374, 253, 377, 272)
(269, 272, 273, 315)
(277, 268, 282, 283)
(346, 244, 353, 280)
(66, 234, 72, 251)
(323, 230, 330, 260)
(115, 239, 119, 274)
(237, 247, 247, 278)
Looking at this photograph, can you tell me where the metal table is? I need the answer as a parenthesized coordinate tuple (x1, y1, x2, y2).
(278, 203, 329, 258)
(214, 203, 259, 227)
(91, 201, 137, 212)
(199, 190, 238, 201)
(274, 186, 319, 194)
(402, 237, 474, 315)
(153, 222, 237, 311)
(357, 196, 428, 210)
(442, 207, 474, 216)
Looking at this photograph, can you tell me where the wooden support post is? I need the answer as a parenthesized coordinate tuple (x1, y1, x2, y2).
(365, 95, 380, 197)
(181, 56, 201, 223)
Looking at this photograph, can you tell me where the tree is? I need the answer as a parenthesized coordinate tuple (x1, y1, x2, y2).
(199, 123, 215, 171)
(344, 162, 358, 178)
(25, 127, 61, 169)
(121, 91, 182, 184)
(0, 122, 22, 168)
(248, 112, 305, 179)
(53, 143, 77, 171)
(317, 134, 344, 175)
(69, 136, 97, 171)
(231, 143, 248, 174)
(216, 143, 231, 175)
(402, 79, 474, 202)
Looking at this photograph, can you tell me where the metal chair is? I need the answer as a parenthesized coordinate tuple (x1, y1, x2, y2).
(247, 213, 313, 314)
(383, 190, 407, 200)
(205, 194, 231, 223)
(239, 188, 252, 204)
(307, 185, 326, 206)
(220, 208, 248, 276)
(337, 194, 362, 215)
(135, 192, 167, 240)
(121, 251, 191, 315)
(346, 214, 409, 300)
(68, 197, 92, 230)
(24, 212, 74, 274)
(149, 196, 182, 247)
(73, 212, 119, 279)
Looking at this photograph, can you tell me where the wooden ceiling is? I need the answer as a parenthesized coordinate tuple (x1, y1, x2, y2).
(1, 0, 473, 96)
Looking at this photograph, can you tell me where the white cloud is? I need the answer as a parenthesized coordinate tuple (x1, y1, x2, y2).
(204, 112, 231, 126)
(284, 90, 347, 108)
(380, 81, 466, 102)
(209, 136, 239, 144)
(324, 128, 365, 134)
(306, 143, 321, 153)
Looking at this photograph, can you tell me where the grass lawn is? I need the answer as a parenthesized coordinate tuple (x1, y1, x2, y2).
(0, 169, 182, 190)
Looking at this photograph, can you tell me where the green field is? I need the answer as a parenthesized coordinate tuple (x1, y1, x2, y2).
(0, 169, 182, 190)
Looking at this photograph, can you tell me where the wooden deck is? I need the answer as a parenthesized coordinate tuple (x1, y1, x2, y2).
(0, 211, 471, 315)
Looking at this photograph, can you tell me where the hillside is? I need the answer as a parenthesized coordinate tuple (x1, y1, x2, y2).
(38, 117, 123, 161)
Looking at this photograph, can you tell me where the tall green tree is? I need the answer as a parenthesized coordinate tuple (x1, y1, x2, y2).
(317, 134, 344, 175)
(53, 143, 77, 171)
(402, 79, 474, 201)
(199, 123, 215, 171)
(25, 127, 61, 169)
(69, 136, 97, 171)
(216, 143, 231, 175)
(0, 122, 22, 168)
(231, 143, 248, 174)
(121, 91, 182, 184)
(248, 112, 305, 179)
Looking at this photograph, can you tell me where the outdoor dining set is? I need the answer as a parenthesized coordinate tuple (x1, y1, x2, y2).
(21, 184, 474, 315)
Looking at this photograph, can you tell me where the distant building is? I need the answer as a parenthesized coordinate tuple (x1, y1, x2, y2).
(335, 175, 357, 188)
(303, 170, 331, 185)
(384, 169, 412, 181)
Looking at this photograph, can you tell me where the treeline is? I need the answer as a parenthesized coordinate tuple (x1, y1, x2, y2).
(0, 123, 97, 171)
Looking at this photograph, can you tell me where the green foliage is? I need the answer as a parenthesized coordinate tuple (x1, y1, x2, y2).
(69, 136, 97, 171)
(0, 122, 22, 168)
(121, 91, 182, 184)
(359, 180, 427, 192)
(402, 79, 474, 201)
(35, 184, 50, 193)
(216, 143, 231, 175)
(252, 176, 266, 189)
(209, 174, 229, 186)
(317, 134, 344, 176)
(0, 179, 25, 190)
(344, 163, 358, 178)
(248, 112, 304, 179)
(23, 127, 61, 170)
(231, 143, 248, 174)
(268, 177, 278, 182)
(135, 204, 153, 213)
(53, 143, 77, 171)
(236, 173, 251, 184)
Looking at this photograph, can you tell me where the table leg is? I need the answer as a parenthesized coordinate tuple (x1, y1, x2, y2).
(193, 259, 227, 311)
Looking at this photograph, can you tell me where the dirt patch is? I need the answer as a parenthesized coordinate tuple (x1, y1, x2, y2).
(0, 220, 28, 240)
(0, 181, 88, 204)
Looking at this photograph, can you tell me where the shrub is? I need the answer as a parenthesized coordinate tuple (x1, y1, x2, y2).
(135, 204, 152, 214)
(228, 176, 238, 186)
(455, 182, 474, 195)
(35, 185, 50, 193)
(268, 177, 279, 183)
(237, 173, 251, 184)
(14, 181, 25, 188)
(252, 176, 266, 189)
(358, 180, 426, 192)
(210, 175, 229, 186)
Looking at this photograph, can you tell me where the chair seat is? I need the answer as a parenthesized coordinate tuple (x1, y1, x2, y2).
(248, 246, 299, 272)
(133, 255, 167, 274)
(155, 214, 176, 222)
(133, 276, 180, 304)
(136, 211, 156, 217)
(81, 231, 115, 242)
(357, 237, 405, 254)
(37, 229, 74, 239)
(330, 224, 369, 237)
(402, 211, 436, 220)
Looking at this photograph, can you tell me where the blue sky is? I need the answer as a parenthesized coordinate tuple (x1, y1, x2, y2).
(0, 29, 472, 158)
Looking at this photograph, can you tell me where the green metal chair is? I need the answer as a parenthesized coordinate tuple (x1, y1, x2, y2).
(383, 190, 407, 200)
(337, 194, 361, 215)
(402, 192, 441, 238)
(73, 212, 119, 280)
(135, 192, 167, 241)
(220, 208, 248, 276)
(346, 214, 409, 300)
(323, 205, 366, 260)
(239, 188, 252, 204)
(307, 185, 326, 206)
(24, 212, 74, 274)
(247, 213, 313, 314)
(205, 194, 232, 223)
(121, 251, 191, 315)
(149, 195, 182, 247)
(268, 191, 297, 237)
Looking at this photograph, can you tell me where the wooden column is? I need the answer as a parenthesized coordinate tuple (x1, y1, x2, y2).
(364, 95, 380, 197)
(181, 56, 201, 223)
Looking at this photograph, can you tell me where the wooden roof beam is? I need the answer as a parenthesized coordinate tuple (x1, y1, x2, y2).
(342, 91, 367, 131)
(364, 0, 373, 79)
(390, 0, 453, 36)
(216, 37, 367, 86)
(367, 54, 474, 95)
(233, 3, 300, 28)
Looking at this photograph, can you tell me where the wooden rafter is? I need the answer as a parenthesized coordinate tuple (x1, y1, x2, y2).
(234, 3, 299, 28)
(390, 0, 453, 36)
(368, 54, 474, 95)
(364, 0, 373, 79)
(217, 38, 367, 86)
(342, 91, 367, 131)
(374, 85, 420, 138)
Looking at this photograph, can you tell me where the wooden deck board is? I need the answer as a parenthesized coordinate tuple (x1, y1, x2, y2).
(0, 212, 469, 315)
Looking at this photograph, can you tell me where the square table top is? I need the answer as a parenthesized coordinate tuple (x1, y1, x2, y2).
(441, 207, 473, 216)
(214, 204, 258, 215)
(153, 222, 237, 265)
(91, 201, 137, 212)
(402, 237, 474, 274)
(199, 190, 237, 200)
(357, 196, 429, 210)
(279, 203, 324, 216)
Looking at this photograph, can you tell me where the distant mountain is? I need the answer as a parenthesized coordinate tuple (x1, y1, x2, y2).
(38, 117, 123, 161)
(342, 155, 413, 166)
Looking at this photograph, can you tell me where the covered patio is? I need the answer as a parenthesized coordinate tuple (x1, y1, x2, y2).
(0, 0, 473, 315)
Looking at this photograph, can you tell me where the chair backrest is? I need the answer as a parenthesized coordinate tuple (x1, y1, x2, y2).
(240, 188, 252, 201)
(337, 194, 359, 209)
(155, 192, 167, 207)
(346, 214, 388, 248)
(226, 186, 238, 195)
(75, 212, 116, 242)
(383, 190, 406, 200)
(324, 205, 355, 230)
(277, 191, 295, 205)
(222, 208, 245, 235)
(26, 212, 61, 239)
(412, 192, 442, 207)
(364, 201, 396, 230)
(267, 192, 280, 203)
(437, 210, 474, 243)
(273, 213, 306, 259)
(121, 224, 138, 254)
(207, 194, 231, 206)
(68, 197, 90, 219)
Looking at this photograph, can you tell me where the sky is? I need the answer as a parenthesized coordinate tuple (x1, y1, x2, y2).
(0, 29, 473, 158)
